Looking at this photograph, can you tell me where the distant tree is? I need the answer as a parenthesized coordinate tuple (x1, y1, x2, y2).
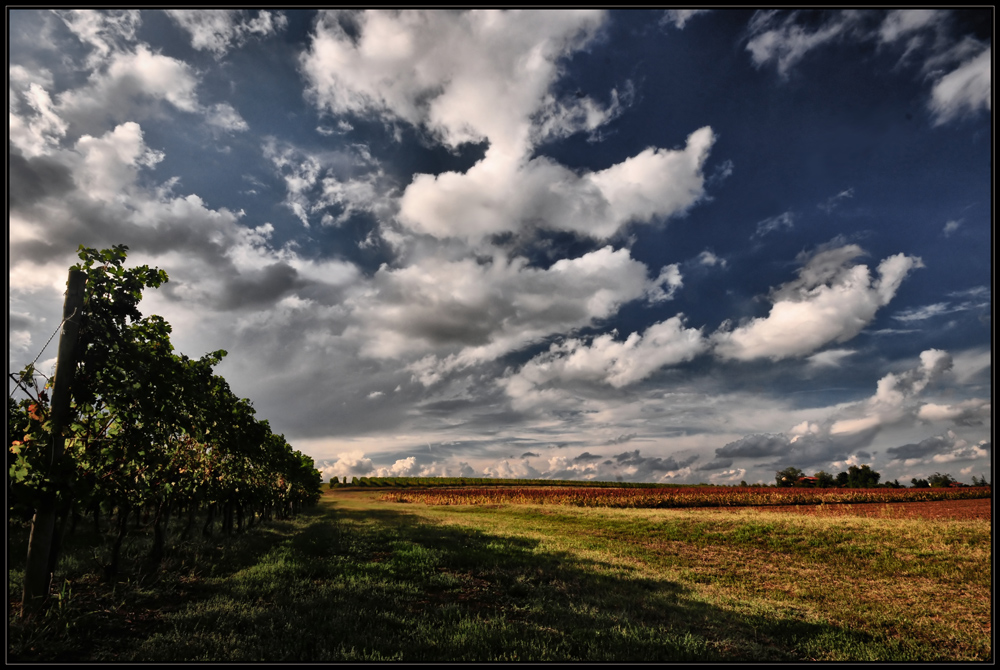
(740, 480, 748, 487)
(776, 466, 804, 487)
(971, 474, 991, 487)
(910, 477, 929, 488)
(814, 471, 836, 488)
(835, 471, 850, 487)
(928, 472, 955, 488)
(846, 464, 881, 488)
(881, 479, 902, 488)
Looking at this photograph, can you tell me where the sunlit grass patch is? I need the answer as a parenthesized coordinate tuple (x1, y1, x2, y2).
(390, 496, 991, 661)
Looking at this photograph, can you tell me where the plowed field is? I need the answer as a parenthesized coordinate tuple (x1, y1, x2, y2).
(697, 496, 991, 520)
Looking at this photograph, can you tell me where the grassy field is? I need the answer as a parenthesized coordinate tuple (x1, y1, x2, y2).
(8, 489, 992, 662)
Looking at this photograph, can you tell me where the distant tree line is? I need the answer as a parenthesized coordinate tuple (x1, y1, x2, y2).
(326, 471, 991, 490)
(329, 476, 694, 489)
(910, 472, 990, 488)
(775, 464, 888, 488)
(774, 465, 987, 489)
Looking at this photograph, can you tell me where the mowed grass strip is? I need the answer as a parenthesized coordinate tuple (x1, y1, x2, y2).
(8, 490, 992, 661)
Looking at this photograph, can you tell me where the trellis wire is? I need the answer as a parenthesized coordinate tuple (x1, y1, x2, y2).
(8, 308, 78, 399)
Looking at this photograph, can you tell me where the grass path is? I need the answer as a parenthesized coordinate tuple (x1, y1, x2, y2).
(9, 490, 992, 661)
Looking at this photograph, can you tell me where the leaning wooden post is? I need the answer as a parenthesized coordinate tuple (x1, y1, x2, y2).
(22, 268, 86, 616)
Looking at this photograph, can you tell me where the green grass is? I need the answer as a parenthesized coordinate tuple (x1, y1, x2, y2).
(8, 491, 992, 661)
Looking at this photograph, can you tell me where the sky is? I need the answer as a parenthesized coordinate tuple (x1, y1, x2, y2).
(8, 9, 992, 486)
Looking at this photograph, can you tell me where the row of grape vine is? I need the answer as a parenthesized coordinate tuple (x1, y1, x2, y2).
(9, 246, 322, 608)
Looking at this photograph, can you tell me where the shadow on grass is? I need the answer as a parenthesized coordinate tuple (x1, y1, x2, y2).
(7, 512, 324, 661)
(70, 500, 920, 663)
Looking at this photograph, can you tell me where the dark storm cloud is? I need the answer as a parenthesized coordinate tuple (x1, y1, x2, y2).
(10, 239, 66, 267)
(614, 449, 640, 464)
(403, 304, 504, 347)
(417, 398, 480, 415)
(614, 449, 698, 473)
(9, 196, 135, 266)
(461, 408, 536, 433)
(887, 435, 953, 461)
(9, 313, 37, 331)
(521, 452, 539, 458)
(219, 262, 305, 310)
(960, 442, 993, 458)
(13, 176, 355, 312)
(826, 426, 883, 454)
(711, 431, 872, 475)
(608, 432, 638, 445)
(761, 434, 851, 472)
(887, 433, 989, 466)
(9, 147, 76, 210)
(573, 452, 601, 463)
(697, 458, 733, 471)
(716, 434, 791, 458)
(8, 179, 243, 271)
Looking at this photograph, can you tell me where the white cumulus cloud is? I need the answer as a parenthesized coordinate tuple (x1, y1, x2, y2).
(397, 124, 714, 243)
(917, 399, 991, 426)
(504, 315, 707, 401)
(300, 9, 610, 156)
(712, 244, 923, 361)
(348, 245, 663, 379)
(58, 45, 201, 135)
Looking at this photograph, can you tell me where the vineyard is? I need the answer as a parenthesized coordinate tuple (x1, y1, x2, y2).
(8, 246, 322, 614)
(378, 485, 993, 508)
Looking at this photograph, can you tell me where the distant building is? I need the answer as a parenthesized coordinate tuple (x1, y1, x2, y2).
(797, 476, 819, 486)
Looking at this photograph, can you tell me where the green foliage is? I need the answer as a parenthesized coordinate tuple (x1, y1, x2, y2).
(775, 467, 804, 487)
(927, 473, 955, 488)
(845, 465, 881, 489)
(10, 245, 322, 589)
(910, 478, 929, 488)
(970, 474, 990, 487)
(813, 471, 836, 488)
(8, 396, 44, 519)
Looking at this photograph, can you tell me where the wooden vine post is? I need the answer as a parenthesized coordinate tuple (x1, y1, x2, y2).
(21, 268, 86, 616)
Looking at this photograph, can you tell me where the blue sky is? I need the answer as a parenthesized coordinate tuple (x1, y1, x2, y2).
(9, 10, 992, 484)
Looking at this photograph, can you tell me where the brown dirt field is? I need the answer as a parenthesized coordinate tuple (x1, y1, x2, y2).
(695, 497, 991, 521)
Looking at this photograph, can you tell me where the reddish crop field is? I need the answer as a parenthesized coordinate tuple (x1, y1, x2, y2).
(697, 497, 991, 520)
(380, 485, 992, 510)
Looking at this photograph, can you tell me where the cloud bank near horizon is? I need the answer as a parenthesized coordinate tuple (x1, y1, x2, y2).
(9, 10, 991, 485)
